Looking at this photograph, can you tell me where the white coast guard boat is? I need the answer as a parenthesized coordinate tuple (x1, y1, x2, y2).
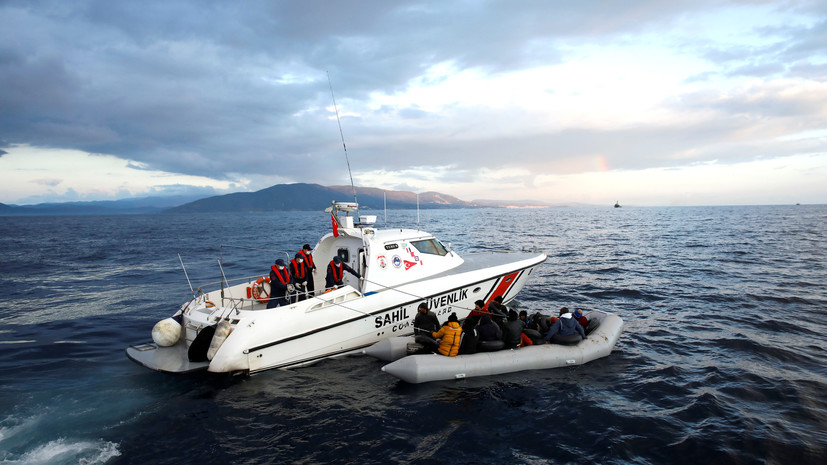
(126, 201, 547, 375)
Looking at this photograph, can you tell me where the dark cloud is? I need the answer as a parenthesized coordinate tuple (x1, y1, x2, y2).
(0, 0, 823, 194)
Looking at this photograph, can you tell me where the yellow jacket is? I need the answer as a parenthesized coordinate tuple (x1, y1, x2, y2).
(432, 321, 463, 357)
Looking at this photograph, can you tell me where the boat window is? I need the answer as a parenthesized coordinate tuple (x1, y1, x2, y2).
(410, 239, 448, 256)
(337, 248, 350, 262)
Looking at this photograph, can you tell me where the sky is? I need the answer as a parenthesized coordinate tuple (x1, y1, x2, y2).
(1, 0, 826, 207)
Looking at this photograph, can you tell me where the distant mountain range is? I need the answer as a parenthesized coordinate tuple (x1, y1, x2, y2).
(0, 195, 205, 216)
(0, 183, 557, 216)
(163, 184, 478, 213)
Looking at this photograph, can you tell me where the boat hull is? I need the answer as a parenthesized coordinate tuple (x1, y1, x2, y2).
(128, 252, 546, 374)
(219, 254, 545, 374)
(379, 311, 623, 383)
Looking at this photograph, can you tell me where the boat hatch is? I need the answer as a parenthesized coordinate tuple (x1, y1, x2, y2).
(308, 290, 361, 312)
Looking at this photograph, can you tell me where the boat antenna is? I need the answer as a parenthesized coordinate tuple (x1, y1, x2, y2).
(178, 253, 195, 296)
(416, 193, 420, 230)
(384, 191, 387, 227)
(327, 71, 358, 213)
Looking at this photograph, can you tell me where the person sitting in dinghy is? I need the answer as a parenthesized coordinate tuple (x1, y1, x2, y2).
(464, 300, 488, 329)
(503, 310, 525, 349)
(488, 296, 508, 325)
(544, 308, 585, 344)
(573, 308, 588, 328)
(414, 302, 441, 336)
(477, 314, 502, 343)
(268, 259, 291, 308)
(431, 312, 462, 357)
(325, 256, 361, 290)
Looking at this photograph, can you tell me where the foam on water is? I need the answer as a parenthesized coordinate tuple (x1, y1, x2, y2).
(1, 438, 120, 465)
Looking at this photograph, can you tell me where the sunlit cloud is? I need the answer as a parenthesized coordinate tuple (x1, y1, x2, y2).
(0, 145, 242, 204)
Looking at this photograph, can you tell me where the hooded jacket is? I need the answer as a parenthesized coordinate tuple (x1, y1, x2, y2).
(432, 321, 463, 357)
(544, 313, 586, 341)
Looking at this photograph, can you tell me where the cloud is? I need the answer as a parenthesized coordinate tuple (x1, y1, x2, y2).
(0, 0, 824, 205)
(32, 178, 63, 187)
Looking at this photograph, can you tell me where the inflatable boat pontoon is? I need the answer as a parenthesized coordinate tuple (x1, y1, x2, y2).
(373, 310, 623, 384)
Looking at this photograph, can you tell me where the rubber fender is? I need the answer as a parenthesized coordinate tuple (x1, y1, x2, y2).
(477, 339, 505, 352)
(188, 325, 216, 362)
(550, 333, 582, 346)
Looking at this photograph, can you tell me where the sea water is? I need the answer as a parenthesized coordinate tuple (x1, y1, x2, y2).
(0, 206, 825, 464)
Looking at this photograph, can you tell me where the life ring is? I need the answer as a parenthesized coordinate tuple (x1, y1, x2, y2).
(251, 277, 271, 303)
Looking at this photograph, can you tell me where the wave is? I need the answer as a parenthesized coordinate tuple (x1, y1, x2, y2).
(1, 438, 120, 465)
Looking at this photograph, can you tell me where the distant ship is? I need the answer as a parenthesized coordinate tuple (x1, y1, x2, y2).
(614, 201, 621, 208)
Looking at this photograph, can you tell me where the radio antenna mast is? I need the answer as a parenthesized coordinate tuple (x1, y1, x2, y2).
(327, 71, 358, 212)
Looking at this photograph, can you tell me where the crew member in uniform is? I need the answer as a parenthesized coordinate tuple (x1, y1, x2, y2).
(298, 244, 317, 296)
(290, 253, 309, 301)
(325, 256, 361, 290)
(268, 258, 291, 308)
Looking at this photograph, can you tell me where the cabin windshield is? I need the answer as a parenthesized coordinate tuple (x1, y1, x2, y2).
(410, 238, 449, 256)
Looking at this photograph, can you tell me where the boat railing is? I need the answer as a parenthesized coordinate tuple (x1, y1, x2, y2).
(194, 274, 269, 294)
(205, 284, 359, 313)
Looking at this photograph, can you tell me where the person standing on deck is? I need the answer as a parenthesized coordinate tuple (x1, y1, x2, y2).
(298, 244, 317, 296)
(268, 259, 291, 308)
(325, 256, 361, 290)
(290, 253, 309, 302)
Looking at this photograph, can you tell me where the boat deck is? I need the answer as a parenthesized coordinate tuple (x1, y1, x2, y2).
(126, 340, 209, 373)
(423, 250, 543, 281)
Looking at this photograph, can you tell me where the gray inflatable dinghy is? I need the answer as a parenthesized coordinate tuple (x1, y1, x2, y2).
(376, 310, 623, 384)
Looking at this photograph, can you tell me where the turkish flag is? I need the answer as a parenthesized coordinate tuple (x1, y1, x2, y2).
(331, 213, 339, 237)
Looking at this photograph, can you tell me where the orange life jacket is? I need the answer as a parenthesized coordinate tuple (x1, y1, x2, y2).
(299, 250, 315, 269)
(290, 259, 306, 279)
(328, 261, 343, 283)
(270, 265, 291, 285)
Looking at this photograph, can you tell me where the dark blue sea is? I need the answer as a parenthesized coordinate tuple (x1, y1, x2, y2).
(1, 206, 825, 464)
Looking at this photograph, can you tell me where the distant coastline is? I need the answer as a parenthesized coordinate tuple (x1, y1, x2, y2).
(0, 183, 561, 216)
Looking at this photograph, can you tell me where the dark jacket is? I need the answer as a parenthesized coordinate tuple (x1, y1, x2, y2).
(267, 265, 291, 308)
(544, 315, 586, 341)
(459, 327, 479, 355)
(503, 319, 524, 348)
(477, 315, 502, 342)
(488, 301, 508, 323)
(414, 311, 441, 335)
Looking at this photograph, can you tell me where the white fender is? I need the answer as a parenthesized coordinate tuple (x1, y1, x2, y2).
(151, 318, 182, 347)
(207, 320, 233, 360)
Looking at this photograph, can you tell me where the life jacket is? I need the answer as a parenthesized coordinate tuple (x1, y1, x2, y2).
(299, 250, 315, 269)
(270, 265, 291, 285)
(328, 261, 343, 283)
(290, 259, 306, 280)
